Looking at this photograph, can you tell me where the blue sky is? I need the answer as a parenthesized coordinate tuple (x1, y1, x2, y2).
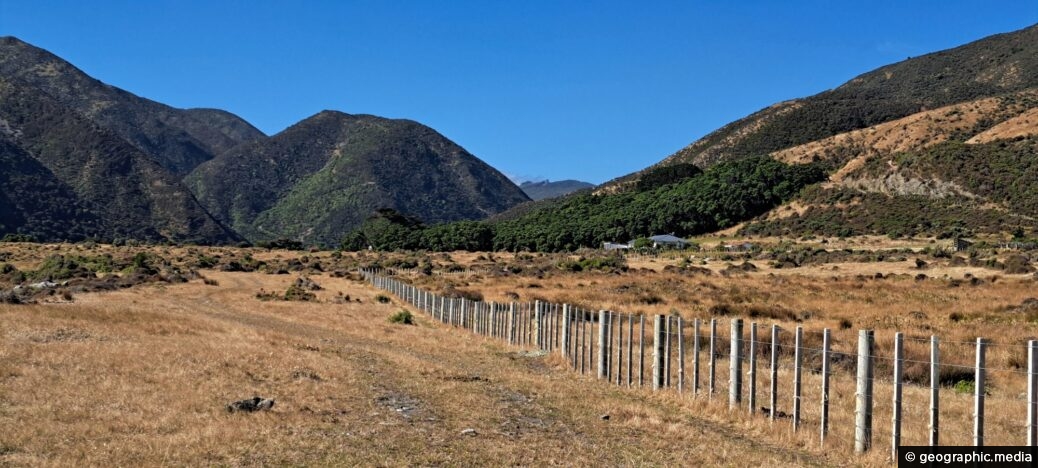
(1, 1, 1035, 184)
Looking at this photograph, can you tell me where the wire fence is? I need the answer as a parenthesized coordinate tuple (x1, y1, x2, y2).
(362, 268, 1038, 459)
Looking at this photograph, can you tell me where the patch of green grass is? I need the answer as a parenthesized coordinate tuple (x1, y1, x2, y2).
(388, 310, 414, 325)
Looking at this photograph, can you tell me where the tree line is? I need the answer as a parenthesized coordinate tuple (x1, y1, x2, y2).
(342, 155, 826, 252)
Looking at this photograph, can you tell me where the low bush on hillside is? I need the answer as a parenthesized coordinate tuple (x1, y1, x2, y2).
(388, 310, 414, 325)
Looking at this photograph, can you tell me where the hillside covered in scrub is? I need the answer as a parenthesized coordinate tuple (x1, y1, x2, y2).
(0, 37, 530, 246)
(342, 156, 825, 251)
(598, 24, 1038, 240)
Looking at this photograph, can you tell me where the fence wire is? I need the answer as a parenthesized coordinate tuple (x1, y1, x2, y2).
(362, 268, 1038, 455)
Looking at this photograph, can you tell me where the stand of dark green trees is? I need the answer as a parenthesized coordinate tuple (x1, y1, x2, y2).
(342, 156, 826, 252)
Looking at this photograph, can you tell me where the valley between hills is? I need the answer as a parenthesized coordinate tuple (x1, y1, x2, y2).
(1, 22, 1038, 468)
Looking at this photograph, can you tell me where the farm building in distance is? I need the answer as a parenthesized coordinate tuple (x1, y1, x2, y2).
(649, 234, 689, 249)
(603, 234, 691, 250)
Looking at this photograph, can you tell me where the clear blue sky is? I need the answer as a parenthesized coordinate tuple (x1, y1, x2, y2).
(2, 1, 1035, 184)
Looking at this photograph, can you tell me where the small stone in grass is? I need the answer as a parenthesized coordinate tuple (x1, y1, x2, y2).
(226, 396, 275, 413)
(600, 414, 610, 420)
(460, 428, 477, 436)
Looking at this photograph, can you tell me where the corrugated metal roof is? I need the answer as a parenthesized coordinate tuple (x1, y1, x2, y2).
(649, 234, 686, 243)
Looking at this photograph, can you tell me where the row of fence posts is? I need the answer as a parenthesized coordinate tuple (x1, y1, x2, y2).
(361, 268, 1038, 457)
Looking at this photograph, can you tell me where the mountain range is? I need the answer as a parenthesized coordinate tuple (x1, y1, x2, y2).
(0, 36, 529, 245)
(3, 23, 1037, 248)
(599, 24, 1038, 238)
(519, 180, 594, 200)
(184, 110, 528, 246)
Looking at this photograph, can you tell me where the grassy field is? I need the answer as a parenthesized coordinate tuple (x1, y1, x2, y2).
(0, 240, 1035, 466)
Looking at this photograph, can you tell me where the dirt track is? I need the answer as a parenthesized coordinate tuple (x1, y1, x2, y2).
(0, 270, 832, 466)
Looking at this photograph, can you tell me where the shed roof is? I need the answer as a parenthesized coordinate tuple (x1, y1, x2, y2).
(649, 234, 687, 243)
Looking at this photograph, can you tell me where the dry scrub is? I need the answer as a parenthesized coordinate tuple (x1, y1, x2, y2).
(1, 242, 1036, 466)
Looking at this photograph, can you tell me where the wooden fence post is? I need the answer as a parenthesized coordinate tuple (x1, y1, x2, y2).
(652, 315, 665, 390)
(543, 305, 552, 352)
(974, 337, 986, 447)
(1029, 340, 1038, 446)
(730, 318, 743, 409)
(546, 304, 553, 350)
(561, 304, 570, 359)
(598, 311, 608, 379)
(616, 313, 624, 386)
(677, 316, 685, 393)
(770, 325, 778, 423)
(509, 303, 517, 345)
(577, 309, 585, 373)
(534, 301, 542, 349)
(548, 304, 554, 350)
(499, 303, 505, 339)
(635, 315, 643, 388)
(892, 332, 904, 461)
(748, 322, 757, 415)
(694, 319, 700, 395)
(590, 310, 597, 375)
(555, 304, 562, 352)
(489, 302, 495, 337)
(527, 303, 534, 346)
(709, 318, 717, 397)
(855, 329, 875, 453)
(665, 315, 672, 388)
(627, 313, 633, 387)
(821, 328, 831, 445)
(930, 335, 939, 446)
(793, 326, 803, 432)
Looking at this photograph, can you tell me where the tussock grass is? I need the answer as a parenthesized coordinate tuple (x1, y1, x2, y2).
(1, 242, 1035, 466)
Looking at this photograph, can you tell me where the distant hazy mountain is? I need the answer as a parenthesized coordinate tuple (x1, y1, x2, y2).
(519, 180, 594, 200)
(184, 110, 531, 246)
(0, 36, 264, 177)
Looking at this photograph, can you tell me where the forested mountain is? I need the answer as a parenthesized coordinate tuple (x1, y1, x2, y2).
(344, 157, 825, 251)
(0, 36, 265, 177)
(1, 37, 529, 245)
(5, 23, 1036, 248)
(599, 24, 1038, 239)
(347, 24, 1038, 251)
(0, 74, 241, 243)
(184, 111, 530, 246)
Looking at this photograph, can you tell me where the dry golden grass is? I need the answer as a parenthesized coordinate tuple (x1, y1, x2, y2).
(405, 247, 1037, 460)
(0, 252, 833, 466)
(768, 89, 1038, 181)
(2, 243, 1036, 466)
(967, 106, 1038, 144)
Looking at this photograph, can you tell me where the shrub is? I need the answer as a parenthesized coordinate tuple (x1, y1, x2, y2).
(709, 303, 735, 316)
(953, 380, 979, 395)
(255, 289, 279, 301)
(638, 294, 664, 305)
(195, 255, 218, 268)
(389, 310, 414, 325)
(557, 255, 628, 273)
(1004, 255, 1035, 274)
(284, 284, 316, 301)
(0, 290, 22, 304)
(375, 294, 391, 304)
